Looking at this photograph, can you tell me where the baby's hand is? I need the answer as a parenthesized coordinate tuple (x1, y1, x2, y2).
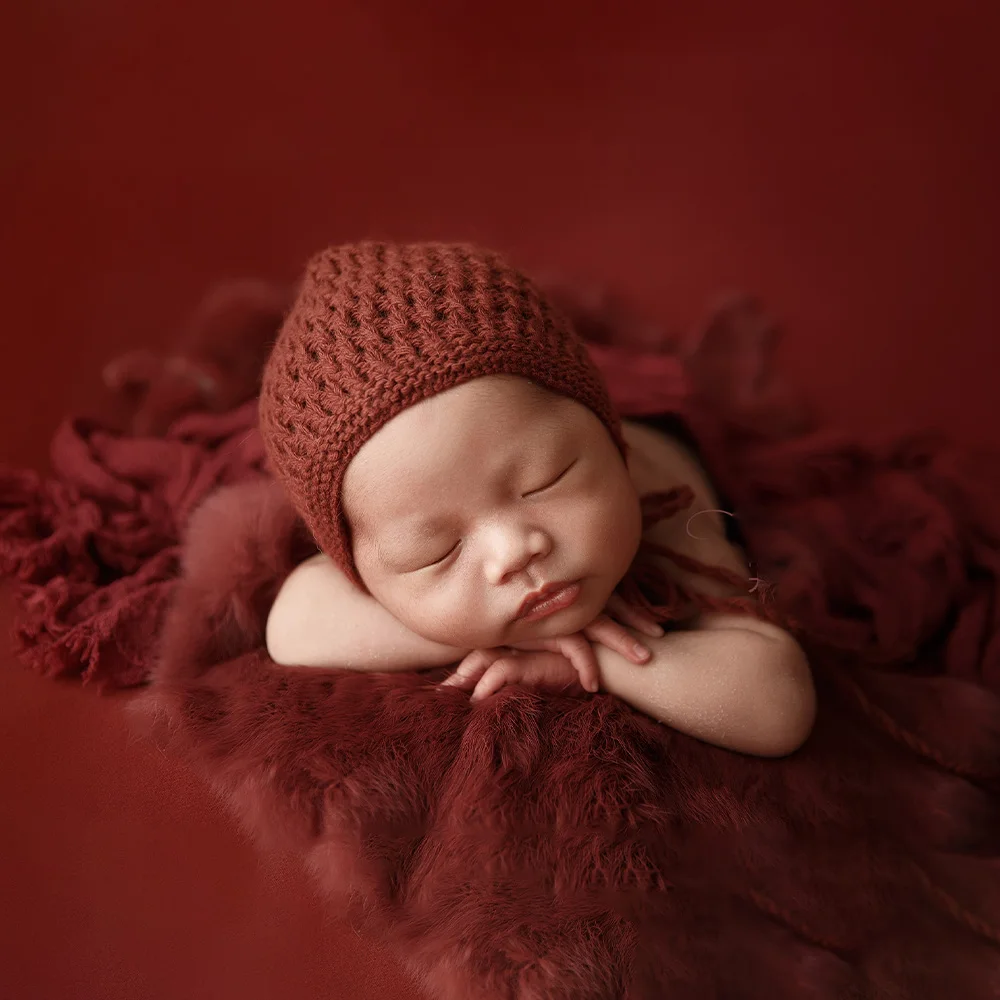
(583, 592, 664, 662)
(512, 594, 664, 692)
(439, 593, 664, 699)
(439, 648, 583, 703)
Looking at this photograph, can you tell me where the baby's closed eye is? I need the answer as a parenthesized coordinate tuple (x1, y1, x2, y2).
(522, 459, 577, 497)
(419, 540, 461, 570)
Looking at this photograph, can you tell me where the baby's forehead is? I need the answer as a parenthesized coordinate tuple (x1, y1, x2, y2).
(361, 376, 570, 459)
(448, 373, 566, 407)
(342, 378, 589, 530)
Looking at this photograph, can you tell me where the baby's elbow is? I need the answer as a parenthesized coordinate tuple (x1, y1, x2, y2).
(755, 638, 817, 758)
(265, 583, 326, 667)
(265, 600, 301, 666)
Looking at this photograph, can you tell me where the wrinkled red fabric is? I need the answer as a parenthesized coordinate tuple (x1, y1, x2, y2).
(3, 295, 1000, 997)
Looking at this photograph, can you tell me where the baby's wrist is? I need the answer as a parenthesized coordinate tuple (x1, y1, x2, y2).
(593, 634, 664, 692)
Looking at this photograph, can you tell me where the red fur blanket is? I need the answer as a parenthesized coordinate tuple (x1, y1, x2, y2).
(2, 295, 1000, 998)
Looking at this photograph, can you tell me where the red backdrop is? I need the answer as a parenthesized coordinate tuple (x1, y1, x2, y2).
(2, 2, 998, 997)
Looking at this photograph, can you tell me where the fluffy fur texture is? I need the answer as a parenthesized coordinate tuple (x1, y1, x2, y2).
(3, 292, 1000, 997)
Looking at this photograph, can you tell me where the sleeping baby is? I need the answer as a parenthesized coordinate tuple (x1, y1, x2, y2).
(260, 242, 815, 757)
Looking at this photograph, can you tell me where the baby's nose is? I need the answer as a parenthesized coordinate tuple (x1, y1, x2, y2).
(484, 526, 552, 584)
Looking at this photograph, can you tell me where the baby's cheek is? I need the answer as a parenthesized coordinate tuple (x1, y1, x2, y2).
(604, 476, 643, 564)
(611, 494, 644, 571)
(562, 484, 640, 574)
(403, 584, 495, 648)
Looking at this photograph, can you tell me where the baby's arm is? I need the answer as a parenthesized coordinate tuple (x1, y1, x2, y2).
(601, 516, 816, 756)
(266, 553, 469, 670)
(444, 612, 814, 757)
(595, 614, 815, 757)
(611, 426, 815, 754)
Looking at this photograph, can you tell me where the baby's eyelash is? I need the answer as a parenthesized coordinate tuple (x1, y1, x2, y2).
(524, 459, 577, 497)
(425, 540, 460, 568)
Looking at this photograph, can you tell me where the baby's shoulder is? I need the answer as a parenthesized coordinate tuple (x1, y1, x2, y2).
(620, 417, 717, 508)
(620, 417, 749, 596)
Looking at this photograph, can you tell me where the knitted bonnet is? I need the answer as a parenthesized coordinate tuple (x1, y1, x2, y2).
(258, 241, 625, 585)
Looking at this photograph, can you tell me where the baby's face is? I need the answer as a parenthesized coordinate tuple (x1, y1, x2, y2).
(341, 375, 642, 650)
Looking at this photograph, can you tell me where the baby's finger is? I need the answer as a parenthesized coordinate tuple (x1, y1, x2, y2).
(440, 649, 500, 689)
(557, 634, 601, 693)
(509, 637, 563, 655)
(605, 594, 664, 637)
(584, 615, 652, 665)
(444, 649, 496, 686)
(509, 637, 600, 691)
(470, 658, 517, 703)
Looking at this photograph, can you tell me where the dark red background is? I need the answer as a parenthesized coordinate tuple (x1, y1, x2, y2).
(2, 2, 997, 997)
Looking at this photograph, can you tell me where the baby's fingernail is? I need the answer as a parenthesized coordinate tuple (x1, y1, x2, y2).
(648, 623, 664, 637)
(634, 643, 650, 661)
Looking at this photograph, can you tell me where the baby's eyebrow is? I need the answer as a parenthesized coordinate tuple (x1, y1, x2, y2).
(363, 511, 453, 553)
(352, 498, 447, 538)
(401, 513, 454, 538)
(371, 515, 454, 568)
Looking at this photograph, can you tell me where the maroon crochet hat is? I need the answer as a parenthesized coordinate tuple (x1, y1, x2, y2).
(259, 241, 625, 585)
